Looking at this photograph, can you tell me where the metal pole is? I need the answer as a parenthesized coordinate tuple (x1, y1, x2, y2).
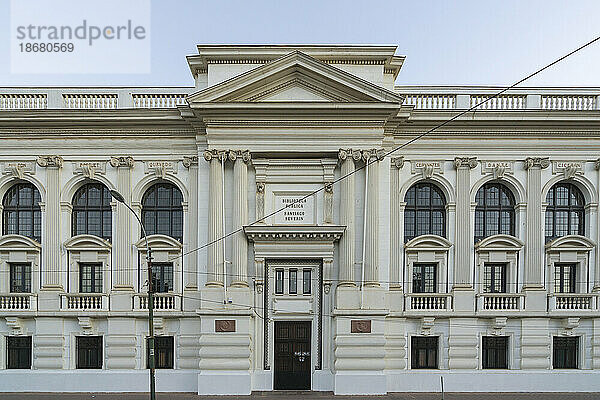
(109, 190, 156, 400)
(147, 247, 156, 400)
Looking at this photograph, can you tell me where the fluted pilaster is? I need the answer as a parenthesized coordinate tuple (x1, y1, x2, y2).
(453, 157, 477, 287)
(524, 157, 550, 289)
(204, 149, 226, 287)
(231, 150, 251, 287)
(364, 149, 385, 287)
(338, 149, 359, 286)
(110, 156, 134, 289)
(390, 157, 404, 288)
(38, 156, 63, 289)
(183, 156, 199, 289)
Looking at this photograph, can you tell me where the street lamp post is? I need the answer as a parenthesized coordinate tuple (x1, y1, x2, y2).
(110, 189, 156, 400)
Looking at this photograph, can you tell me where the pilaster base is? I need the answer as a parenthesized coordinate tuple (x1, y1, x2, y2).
(523, 287, 547, 312)
(183, 289, 201, 312)
(386, 288, 404, 312)
(336, 285, 359, 309)
(452, 287, 475, 312)
(361, 286, 385, 310)
(200, 286, 225, 309)
(110, 291, 134, 311)
(37, 291, 61, 311)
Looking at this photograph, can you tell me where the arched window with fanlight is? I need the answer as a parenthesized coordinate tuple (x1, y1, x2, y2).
(404, 182, 446, 242)
(2, 182, 42, 242)
(545, 181, 585, 242)
(72, 182, 112, 240)
(141, 183, 183, 242)
(474, 182, 516, 242)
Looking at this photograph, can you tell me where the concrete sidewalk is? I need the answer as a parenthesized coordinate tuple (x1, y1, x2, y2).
(0, 393, 599, 400)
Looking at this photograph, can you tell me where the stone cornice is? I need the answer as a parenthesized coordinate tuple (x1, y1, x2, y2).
(244, 225, 345, 242)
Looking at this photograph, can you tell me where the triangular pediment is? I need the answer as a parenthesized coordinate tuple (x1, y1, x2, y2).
(187, 51, 403, 104)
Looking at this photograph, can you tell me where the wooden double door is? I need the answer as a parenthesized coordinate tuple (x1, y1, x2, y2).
(274, 320, 311, 390)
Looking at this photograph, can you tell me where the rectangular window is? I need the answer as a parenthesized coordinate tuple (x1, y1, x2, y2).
(554, 263, 576, 293)
(484, 263, 507, 293)
(482, 336, 508, 369)
(151, 263, 173, 293)
(553, 336, 579, 369)
(76, 336, 102, 369)
(10, 263, 31, 293)
(275, 269, 284, 294)
(147, 336, 174, 369)
(7, 336, 32, 369)
(289, 269, 297, 294)
(411, 336, 438, 369)
(303, 269, 311, 294)
(80, 262, 102, 293)
(412, 263, 436, 293)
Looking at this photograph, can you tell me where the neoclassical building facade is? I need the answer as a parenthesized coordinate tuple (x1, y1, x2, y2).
(1, 45, 600, 394)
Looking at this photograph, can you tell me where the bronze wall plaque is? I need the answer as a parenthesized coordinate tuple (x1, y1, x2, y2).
(351, 320, 371, 333)
(215, 320, 236, 332)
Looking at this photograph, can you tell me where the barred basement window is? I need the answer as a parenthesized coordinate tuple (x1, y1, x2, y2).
(76, 336, 103, 369)
(475, 182, 515, 242)
(545, 182, 584, 242)
(72, 182, 112, 241)
(484, 263, 507, 293)
(554, 263, 576, 293)
(142, 183, 184, 242)
(10, 263, 31, 293)
(7, 336, 32, 369)
(2, 183, 42, 242)
(151, 263, 173, 293)
(412, 263, 436, 293)
(553, 336, 579, 369)
(482, 336, 508, 369)
(147, 336, 174, 369)
(80, 262, 102, 293)
(404, 182, 446, 242)
(411, 336, 438, 369)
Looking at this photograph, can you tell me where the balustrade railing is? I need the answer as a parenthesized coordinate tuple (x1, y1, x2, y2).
(0, 294, 35, 310)
(61, 293, 107, 310)
(541, 95, 596, 110)
(406, 293, 452, 311)
(478, 293, 523, 311)
(0, 94, 47, 109)
(403, 94, 455, 109)
(470, 94, 526, 110)
(549, 293, 596, 311)
(63, 94, 118, 109)
(133, 293, 181, 311)
(132, 94, 187, 108)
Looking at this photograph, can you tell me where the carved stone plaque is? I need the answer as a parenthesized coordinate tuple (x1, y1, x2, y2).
(351, 320, 371, 333)
(215, 320, 236, 333)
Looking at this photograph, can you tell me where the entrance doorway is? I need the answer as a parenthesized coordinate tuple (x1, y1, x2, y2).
(274, 321, 311, 390)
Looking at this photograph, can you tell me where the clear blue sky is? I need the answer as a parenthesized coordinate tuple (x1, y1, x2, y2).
(1, 0, 599, 87)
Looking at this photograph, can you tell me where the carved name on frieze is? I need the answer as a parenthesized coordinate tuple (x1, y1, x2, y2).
(215, 320, 236, 333)
(72, 161, 106, 178)
(2, 161, 35, 178)
(552, 161, 584, 178)
(411, 160, 443, 178)
(481, 161, 513, 179)
(144, 161, 177, 177)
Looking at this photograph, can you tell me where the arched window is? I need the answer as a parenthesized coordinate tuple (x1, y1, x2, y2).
(141, 183, 183, 242)
(545, 182, 585, 241)
(474, 182, 516, 242)
(2, 182, 42, 242)
(72, 182, 112, 240)
(404, 182, 446, 242)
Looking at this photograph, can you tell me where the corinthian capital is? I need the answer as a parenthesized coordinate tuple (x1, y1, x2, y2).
(109, 156, 134, 168)
(182, 156, 198, 168)
(37, 155, 63, 168)
(338, 148, 362, 163)
(391, 156, 405, 169)
(453, 157, 477, 169)
(524, 157, 550, 170)
(203, 149, 227, 162)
